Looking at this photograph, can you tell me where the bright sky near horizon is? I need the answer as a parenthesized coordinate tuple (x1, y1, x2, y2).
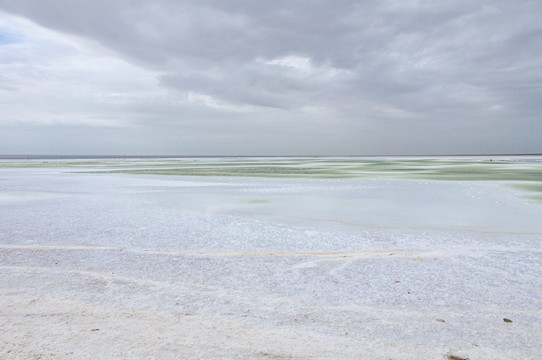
(0, 1, 541, 155)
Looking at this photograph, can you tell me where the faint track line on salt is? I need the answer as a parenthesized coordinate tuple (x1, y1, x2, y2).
(0, 244, 448, 260)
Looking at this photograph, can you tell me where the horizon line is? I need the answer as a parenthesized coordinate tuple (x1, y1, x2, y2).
(1, 153, 542, 160)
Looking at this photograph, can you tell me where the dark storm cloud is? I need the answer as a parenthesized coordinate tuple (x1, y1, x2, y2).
(0, 0, 541, 154)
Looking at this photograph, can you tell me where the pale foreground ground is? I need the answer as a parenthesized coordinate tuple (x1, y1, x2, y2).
(1, 158, 541, 359)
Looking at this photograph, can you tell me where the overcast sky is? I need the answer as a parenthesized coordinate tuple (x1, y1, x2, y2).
(0, 1, 541, 155)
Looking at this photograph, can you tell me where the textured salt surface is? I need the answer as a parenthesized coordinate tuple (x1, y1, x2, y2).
(1, 159, 542, 359)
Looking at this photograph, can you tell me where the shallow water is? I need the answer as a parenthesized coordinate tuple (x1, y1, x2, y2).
(1, 157, 541, 359)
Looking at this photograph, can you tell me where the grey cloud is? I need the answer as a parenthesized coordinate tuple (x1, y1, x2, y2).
(0, 0, 541, 154)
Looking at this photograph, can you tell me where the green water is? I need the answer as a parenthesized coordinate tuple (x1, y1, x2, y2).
(2, 157, 541, 198)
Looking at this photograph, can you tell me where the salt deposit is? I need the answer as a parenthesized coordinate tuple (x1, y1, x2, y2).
(1, 157, 541, 359)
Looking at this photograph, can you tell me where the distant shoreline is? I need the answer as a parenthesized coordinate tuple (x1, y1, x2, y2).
(1, 153, 541, 160)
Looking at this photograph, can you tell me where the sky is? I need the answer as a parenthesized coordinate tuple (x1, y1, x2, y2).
(0, 0, 541, 155)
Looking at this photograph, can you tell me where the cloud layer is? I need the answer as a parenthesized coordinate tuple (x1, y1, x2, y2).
(1, 0, 541, 155)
